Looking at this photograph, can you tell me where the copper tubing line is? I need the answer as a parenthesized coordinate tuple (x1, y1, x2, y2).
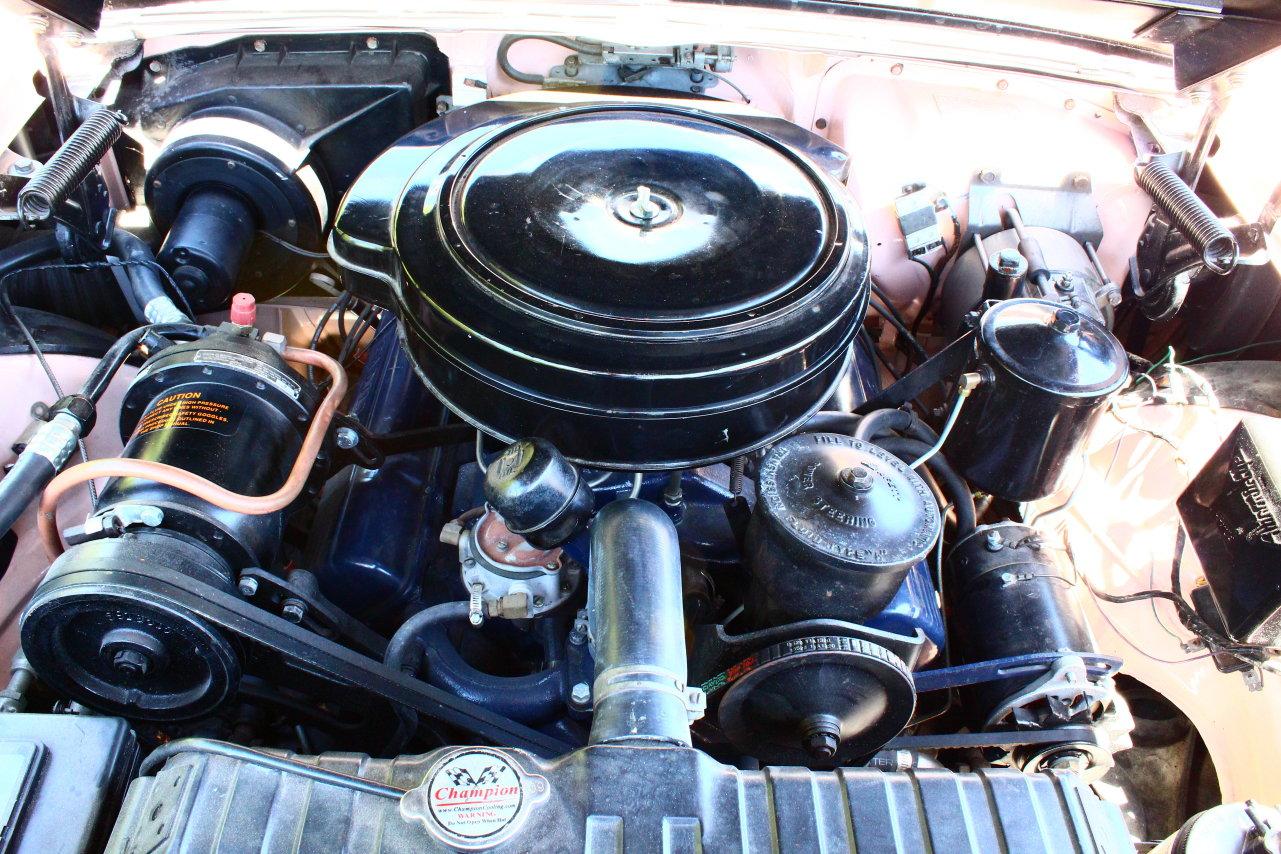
(38, 347, 347, 559)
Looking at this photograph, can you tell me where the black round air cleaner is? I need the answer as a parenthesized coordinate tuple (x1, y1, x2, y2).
(332, 99, 870, 469)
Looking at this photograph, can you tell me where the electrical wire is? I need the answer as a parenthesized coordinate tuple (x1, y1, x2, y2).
(702, 70, 751, 103)
(933, 501, 952, 593)
(909, 390, 969, 469)
(909, 197, 964, 339)
(337, 303, 378, 366)
(1185, 339, 1281, 364)
(257, 230, 331, 261)
(859, 327, 902, 381)
(868, 290, 929, 364)
(306, 292, 352, 383)
(1081, 525, 1281, 673)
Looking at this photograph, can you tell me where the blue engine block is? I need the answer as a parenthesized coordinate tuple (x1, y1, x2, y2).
(313, 318, 945, 655)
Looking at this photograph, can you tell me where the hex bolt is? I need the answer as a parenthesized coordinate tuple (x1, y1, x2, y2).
(570, 682, 591, 706)
(984, 530, 1004, 552)
(281, 598, 307, 623)
(838, 465, 874, 493)
(112, 648, 151, 677)
(335, 427, 359, 449)
(1044, 749, 1091, 775)
(238, 576, 259, 597)
(800, 714, 842, 762)
(995, 248, 1025, 275)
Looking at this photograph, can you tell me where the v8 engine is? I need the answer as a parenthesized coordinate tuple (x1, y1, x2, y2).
(5, 19, 1273, 852)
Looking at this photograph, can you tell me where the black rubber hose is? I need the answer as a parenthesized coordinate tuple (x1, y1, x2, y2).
(803, 410, 860, 433)
(384, 601, 471, 671)
(79, 321, 205, 403)
(0, 235, 61, 327)
(419, 627, 565, 724)
(874, 435, 976, 537)
(0, 234, 60, 274)
(853, 407, 914, 442)
(869, 292, 929, 364)
(0, 321, 205, 537)
(0, 452, 56, 536)
(497, 35, 604, 85)
(386, 602, 566, 724)
(109, 229, 190, 322)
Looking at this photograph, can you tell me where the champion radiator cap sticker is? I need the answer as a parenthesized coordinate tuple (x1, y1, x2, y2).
(401, 748, 548, 848)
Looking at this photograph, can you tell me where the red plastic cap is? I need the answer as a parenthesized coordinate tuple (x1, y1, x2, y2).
(229, 292, 257, 326)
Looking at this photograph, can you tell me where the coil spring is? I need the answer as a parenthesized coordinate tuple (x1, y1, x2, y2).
(1136, 159, 1239, 275)
(17, 108, 127, 224)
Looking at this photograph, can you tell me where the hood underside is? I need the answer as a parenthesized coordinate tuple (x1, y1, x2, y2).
(28, 0, 1281, 92)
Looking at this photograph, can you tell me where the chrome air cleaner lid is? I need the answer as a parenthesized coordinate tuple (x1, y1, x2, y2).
(335, 100, 870, 469)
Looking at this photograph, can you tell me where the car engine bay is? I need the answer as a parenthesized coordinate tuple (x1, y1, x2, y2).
(0, 4, 1278, 851)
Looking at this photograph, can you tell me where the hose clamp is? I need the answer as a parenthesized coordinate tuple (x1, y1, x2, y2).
(592, 665, 707, 723)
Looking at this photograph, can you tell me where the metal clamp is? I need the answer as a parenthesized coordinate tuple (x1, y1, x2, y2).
(63, 504, 164, 546)
(592, 665, 707, 724)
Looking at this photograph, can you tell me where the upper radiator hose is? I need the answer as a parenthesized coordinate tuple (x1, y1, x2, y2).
(1136, 158, 1239, 275)
(588, 499, 705, 746)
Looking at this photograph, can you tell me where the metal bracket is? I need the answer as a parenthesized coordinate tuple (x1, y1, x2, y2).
(910, 651, 1123, 694)
(853, 330, 976, 416)
(983, 654, 1114, 730)
(238, 567, 387, 659)
(894, 184, 945, 258)
(547, 43, 737, 99)
(968, 171, 1103, 245)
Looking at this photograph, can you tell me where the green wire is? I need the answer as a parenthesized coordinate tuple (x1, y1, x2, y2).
(1184, 339, 1281, 365)
(1140, 345, 1176, 378)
